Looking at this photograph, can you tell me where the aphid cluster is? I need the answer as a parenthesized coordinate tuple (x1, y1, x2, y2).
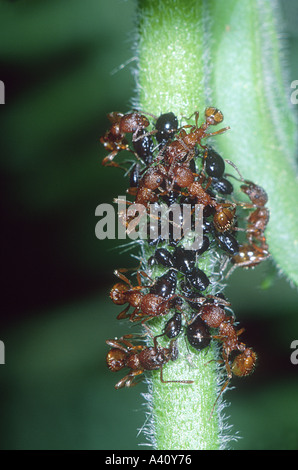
(101, 108, 269, 411)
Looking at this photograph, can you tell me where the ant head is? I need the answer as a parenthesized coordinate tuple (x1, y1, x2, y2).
(138, 114, 150, 128)
(106, 348, 127, 371)
(205, 107, 224, 126)
(107, 111, 123, 124)
(110, 282, 129, 304)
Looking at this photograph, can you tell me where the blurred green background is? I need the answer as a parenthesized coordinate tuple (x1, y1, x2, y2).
(0, 0, 298, 450)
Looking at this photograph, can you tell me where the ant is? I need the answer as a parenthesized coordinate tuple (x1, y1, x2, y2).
(101, 111, 150, 167)
(109, 269, 148, 316)
(239, 183, 269, 249)
(194, 303, 257, 417)
(229, 209, 270, 275)
(110, 269, 183, 323)
(223, 161, 270, 274)
(154, 107, 229, 171)
(106, 333, 193, 388)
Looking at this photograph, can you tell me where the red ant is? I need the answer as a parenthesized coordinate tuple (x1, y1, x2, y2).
(194, 303, 257, 418)
(110, 269, 184, 323)
(106, 333, 193, 388)
(223, 161, 270, 274)
(154, 107, 229, 171)
(239, 183, 269, 250)
(101, 111, 150, 167)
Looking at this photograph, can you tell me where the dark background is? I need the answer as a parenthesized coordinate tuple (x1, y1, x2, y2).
(0, 0, 298, 450)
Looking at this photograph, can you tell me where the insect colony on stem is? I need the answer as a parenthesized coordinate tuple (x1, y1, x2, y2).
(100, 107, 269, 415)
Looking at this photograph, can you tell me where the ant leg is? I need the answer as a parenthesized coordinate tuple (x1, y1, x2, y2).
(203, 126, 230, 140)
(139, 315, 154, 325)
(116, 261, 142, 277)
(132, 129, 158, 142)
(114, 269, 132, 287)
(117, 335, 146, 351)
(137, 270, 153, 286)
(102, 159, 128, 172)
(117, 304, 131, 320)
(106, 339, 129, 352)
(182, 294, 231, 308)
(209, 377, 230, 420)
(180, 111, 199, 123)
(250, 241, 269, 255)
(204, 176, 213, 191)
(128, 307, 146, 323)
(102, 151, 119, 167)
(107, 336, 144, 352)
(235, 328, 245, 337)
(225, 263, 239, 279)
(180, 294, 206, 307)
(115, 370, 144, 389)
(152, 330, 168, 348)
(194, 111, 201, 127)
(224, 160, 244, 181)
(113, 197, 132, 206)
(138, 110, 158, 120)
(209, 350, 233, 419)
(159, 365, 194, 384)
(141, 323, 156, 343)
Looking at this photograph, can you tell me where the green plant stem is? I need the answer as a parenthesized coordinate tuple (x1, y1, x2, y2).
(135, 0, 297, 450)
(137, 0, 227, 450)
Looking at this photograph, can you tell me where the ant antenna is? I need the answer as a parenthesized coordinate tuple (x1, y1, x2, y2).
(224, 159, 245, 181)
